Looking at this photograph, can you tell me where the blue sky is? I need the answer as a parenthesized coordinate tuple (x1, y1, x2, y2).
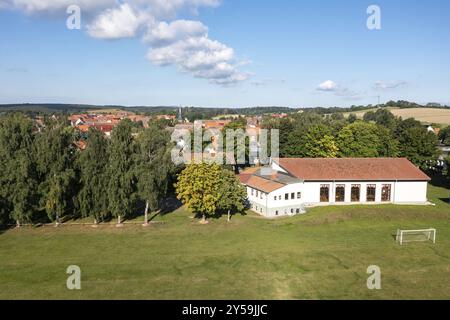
(0, 0, 449, 108)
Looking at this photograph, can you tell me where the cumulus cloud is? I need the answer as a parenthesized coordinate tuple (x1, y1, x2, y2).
(0, 0, 220, 16)
(373, 80, 407, 90)
(316, 80, 363, 100)
(0, 0, 115, 14)
(147, 34, 249, 85)
(144, 20, 208, 45)
(133, 0, 221, 18)
(0, 0, 249, 85)
(87, 3, 147, 39)
(317, 80, 338, 91)
(145, 19, 249, 85)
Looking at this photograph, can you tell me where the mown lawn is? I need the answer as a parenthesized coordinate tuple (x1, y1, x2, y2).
(0, 182, 449, 300)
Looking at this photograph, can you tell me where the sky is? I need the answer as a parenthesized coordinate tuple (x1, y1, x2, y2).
(0, 0, 449, 108)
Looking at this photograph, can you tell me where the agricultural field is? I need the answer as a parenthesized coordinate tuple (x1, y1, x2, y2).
(0, 179, 449, 300)
(88, 108, 134, 114)
(344, 107, 450, 125)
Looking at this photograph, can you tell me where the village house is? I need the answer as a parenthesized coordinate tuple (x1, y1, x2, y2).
(69, 112, 155, 136)
(192, 119, 232, 130)
(270, 113, 288, 119)
(156, 114, 177, 121)
(240, 158, 431, 218)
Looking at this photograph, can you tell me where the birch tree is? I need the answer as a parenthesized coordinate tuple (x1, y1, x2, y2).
(78, 128, 109, 224)
(135, 123, 172, 225)
(0, 113, 37, 227)
(107, 119, 136, 225)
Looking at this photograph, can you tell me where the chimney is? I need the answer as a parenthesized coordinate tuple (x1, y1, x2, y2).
(271, 170, 278, 180)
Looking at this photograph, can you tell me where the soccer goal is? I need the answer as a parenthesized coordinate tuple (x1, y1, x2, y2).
(396, 228, 436, 245)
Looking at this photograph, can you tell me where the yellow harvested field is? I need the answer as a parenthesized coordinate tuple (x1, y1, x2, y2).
(345, 108, 450, 125)
(390, 108, 450, 124)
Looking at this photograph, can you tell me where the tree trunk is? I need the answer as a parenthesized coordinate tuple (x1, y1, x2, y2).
(16, 220, 20, 228)
(115, 215, 124, 228)
(227, 210, 231, 222)
(55, 213, 60, 227)
(202, 214, 206, 223)
(143, 201, 149, 226)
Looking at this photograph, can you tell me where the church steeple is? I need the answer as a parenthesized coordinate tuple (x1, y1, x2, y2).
(178, 106, 183, 122)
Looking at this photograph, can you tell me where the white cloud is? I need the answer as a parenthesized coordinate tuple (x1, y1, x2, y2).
(0, 0, 115, 14)
(87, 3, 147, 39)
(373, 80, 407, 90)
(316, 80, 363, 100)
(144, 20, 208, 46)
(0, 0, 220, 16)
(147, 31, 249, 85)
(132, 0, 221, 18)
(0, 0, 249, 85)
(317, 80, 338, 91)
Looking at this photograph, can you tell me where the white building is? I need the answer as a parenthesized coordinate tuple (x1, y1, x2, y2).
(239, 158, 431, 218)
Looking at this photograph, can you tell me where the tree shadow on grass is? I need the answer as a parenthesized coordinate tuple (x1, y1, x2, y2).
(0, 225, 8, 235)
(158, 196, 182, 217)
(210, 209, 248, 221)
(125, 196, 183, 223)
(428, 172, 450, 189)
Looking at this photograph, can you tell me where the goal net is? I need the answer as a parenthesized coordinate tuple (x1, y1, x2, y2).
(396, 228, 436, 245)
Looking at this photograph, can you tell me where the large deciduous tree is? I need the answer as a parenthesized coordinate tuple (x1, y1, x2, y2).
(107, 119, 136, 225)
(34, 119, 76, 225)
(337, 121, 398, 158)
(0, 113, 37, 227)
(77, 128, 109, 224)
(375, 125, 399, 157)
(364, 109, 397, 129)
(175, 163, 223, 223)
(223, 120, 249, 170)
(398, 127, 439, 169)
(438, 126, 450, 146)
(337, 122, 380, 157)
(217, 169, 247, 222)
(135, 123, 172, 225)
(284, 124, 339, 158)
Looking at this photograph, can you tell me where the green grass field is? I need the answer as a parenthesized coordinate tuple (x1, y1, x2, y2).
(1, 181, 449, 300)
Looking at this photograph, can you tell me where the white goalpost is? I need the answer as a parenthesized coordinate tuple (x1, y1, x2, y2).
(396, 228, 437, 245)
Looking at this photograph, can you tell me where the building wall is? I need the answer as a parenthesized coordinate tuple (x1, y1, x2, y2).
(247, 184, 305, 218)
(394, 181, 428, 203)
(246, 180, 428, 218)
(302, 181, 428, 205)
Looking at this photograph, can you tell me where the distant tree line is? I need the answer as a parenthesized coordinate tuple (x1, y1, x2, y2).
(1, 100, 448, 120)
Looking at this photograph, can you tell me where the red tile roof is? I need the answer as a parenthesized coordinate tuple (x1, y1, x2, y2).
(275, 158, 430, 181)
(238, 167, 261, 184)
(202, 120, 232, 129)
(244, 175, 285, 193)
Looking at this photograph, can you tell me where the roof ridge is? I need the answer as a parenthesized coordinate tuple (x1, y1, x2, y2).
(255, 174, 287, 185)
